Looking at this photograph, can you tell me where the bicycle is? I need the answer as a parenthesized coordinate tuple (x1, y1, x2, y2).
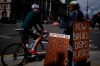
(1, 28, 49, 66)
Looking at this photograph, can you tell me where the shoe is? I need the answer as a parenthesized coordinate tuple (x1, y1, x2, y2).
(29, 50, 38, 55)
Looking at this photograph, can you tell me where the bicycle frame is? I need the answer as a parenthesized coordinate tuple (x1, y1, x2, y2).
(14, 28, 48, 53)
(1, 29, 48, 66)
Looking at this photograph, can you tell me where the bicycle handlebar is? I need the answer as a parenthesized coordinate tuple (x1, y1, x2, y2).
(14, 28, 49, 38)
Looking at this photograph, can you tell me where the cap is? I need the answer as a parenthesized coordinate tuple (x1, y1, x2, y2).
(70, 1, 78, 5)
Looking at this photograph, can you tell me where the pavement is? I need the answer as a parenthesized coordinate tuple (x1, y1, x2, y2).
(0, 23, 100, 66)
(18, 51, 100, 66)
(90, 51, 100, 66)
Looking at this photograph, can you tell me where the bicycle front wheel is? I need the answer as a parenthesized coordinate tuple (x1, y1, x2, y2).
(1, 43, 25, 66)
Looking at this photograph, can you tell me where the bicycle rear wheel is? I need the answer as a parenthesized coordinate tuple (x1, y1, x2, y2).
(1, 43, 25, 66)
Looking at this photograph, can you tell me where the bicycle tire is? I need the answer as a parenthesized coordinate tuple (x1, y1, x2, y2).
(1, 43, 25, 66)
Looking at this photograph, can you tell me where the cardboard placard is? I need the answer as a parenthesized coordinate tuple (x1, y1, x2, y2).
(44, 33, 70, 66)
(73, 21, 89, 61)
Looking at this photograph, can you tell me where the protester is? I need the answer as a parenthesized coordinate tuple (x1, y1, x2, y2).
(53, 1, 84, 66)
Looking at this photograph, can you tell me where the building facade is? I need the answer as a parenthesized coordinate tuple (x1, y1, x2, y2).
(0, 0, 11, 19)
(0, 0, 68, 22)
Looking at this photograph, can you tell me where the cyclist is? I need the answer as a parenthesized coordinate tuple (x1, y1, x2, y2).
(21, 3, 46, 54)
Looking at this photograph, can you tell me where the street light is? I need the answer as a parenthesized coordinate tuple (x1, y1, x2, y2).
(86, 0, 89, 20)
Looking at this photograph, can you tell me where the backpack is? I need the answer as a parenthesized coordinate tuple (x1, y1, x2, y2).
(75, 10, 84, 21)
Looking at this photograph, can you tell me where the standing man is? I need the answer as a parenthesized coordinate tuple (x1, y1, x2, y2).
(21, 4, 46, 54)
(67, 1, 84, 66)
(53, 1, 84, 66)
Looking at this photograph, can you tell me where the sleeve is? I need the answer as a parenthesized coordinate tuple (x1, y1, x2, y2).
(33, 12, 44, 33)
(33, 24, 40, 33)
(38, 22, 44, 30)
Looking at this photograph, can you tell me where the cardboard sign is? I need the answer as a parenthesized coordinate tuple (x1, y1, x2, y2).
(73, 21, 89, 61)
(44, 33, 70, 66)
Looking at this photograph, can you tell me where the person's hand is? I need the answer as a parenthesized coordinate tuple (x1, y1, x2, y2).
(41, 29, 49, 38)
(42, 29, 48, 33)
(53, 22, 59, 26)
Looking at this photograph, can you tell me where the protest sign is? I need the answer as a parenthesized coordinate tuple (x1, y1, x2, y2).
(73, 21, 89, 61)
(44, 33, 70, 66)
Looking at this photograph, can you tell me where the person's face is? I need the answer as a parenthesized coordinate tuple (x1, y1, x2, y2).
(69, 4, 74, 11)
(33, 8, 39, 12)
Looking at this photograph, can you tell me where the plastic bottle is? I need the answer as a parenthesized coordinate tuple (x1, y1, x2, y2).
(29, 40, 34, 49)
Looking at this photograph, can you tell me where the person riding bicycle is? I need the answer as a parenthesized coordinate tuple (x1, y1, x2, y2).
(21, 3, 46, 54)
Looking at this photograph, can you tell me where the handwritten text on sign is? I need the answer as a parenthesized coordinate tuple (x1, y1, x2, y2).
(73, 21, 89, 61)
